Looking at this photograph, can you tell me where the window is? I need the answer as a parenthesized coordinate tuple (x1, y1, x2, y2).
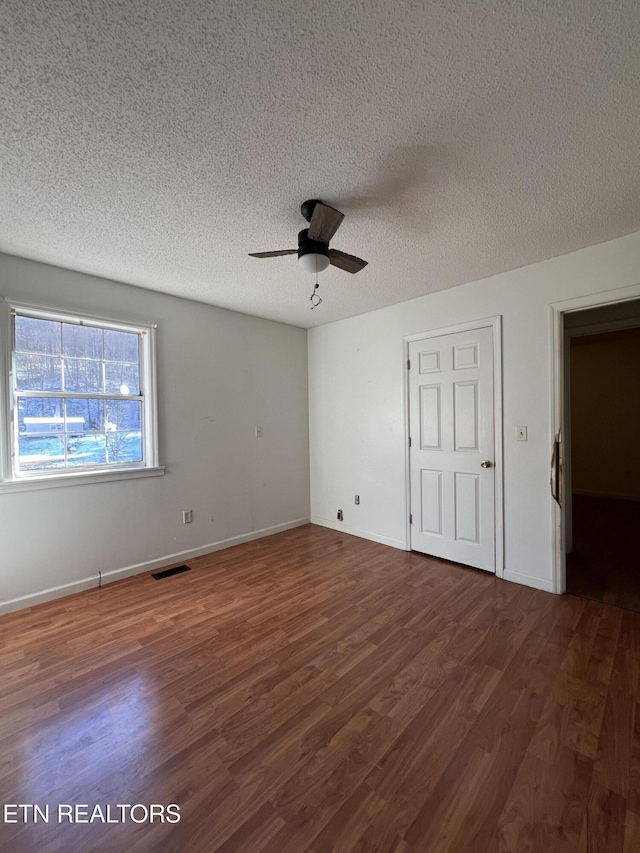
(1, 302, 161, 487)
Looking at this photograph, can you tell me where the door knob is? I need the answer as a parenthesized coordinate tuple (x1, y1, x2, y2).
(480, 460, 491, 468)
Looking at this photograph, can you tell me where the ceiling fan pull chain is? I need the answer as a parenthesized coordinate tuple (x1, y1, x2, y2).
(310, 254, 322, 308)
(310, 283, 322, 308)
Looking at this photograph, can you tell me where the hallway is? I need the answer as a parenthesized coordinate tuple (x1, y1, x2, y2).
(567, 494, 640, 613)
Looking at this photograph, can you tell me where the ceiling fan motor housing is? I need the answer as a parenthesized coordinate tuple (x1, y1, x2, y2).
(297, 229, 330, 272)
(300, 199, 321, 222)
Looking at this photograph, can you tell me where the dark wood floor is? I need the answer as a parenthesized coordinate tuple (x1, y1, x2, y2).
(1, 524, 639, 852)
(567, 495, 640, 613)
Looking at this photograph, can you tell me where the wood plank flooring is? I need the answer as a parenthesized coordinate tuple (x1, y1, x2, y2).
(1, 524, 639, 852)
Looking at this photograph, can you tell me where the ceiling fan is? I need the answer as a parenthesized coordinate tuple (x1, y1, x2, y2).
(249, 200, 368, 275)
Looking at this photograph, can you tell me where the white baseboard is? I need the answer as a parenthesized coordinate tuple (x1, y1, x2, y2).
(503, 569, 554, 594)
(0, 517, 310, 615)
(310, 516, 407, 551)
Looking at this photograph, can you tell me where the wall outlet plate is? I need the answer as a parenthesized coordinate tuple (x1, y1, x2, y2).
(182, 509, 193, 523)
(337, 509, 343, 521)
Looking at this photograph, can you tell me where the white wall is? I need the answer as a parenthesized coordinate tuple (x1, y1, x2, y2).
(308, 230, 640, 592)
(0, 254, 310, 612)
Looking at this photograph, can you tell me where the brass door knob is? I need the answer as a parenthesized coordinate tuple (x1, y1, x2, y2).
(480, 460, 491, 468)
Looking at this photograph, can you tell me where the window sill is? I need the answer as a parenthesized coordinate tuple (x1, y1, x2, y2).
(0, 466, 165, 494)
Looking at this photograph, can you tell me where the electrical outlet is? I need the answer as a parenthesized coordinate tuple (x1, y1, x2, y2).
(182, 510, 193, 524)
(337, 509, 343, 521)
(355, 495, 360, 505)
(517, 426, 528, 441)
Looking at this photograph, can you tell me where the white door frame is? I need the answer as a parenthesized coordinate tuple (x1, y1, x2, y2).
(549, 284, 640, 594)
(403, 316, 504, 577)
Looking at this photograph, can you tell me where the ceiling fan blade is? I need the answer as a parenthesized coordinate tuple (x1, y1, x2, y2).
(329, 249, 368, 274)
(248, 250, 297, 258)
(307, 203, 344, 243)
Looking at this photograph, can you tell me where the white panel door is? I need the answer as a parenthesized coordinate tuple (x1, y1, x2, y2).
(409, 326, 495, 571)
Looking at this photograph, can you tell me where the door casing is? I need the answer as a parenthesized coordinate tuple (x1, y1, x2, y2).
(403, 316, 504, 578)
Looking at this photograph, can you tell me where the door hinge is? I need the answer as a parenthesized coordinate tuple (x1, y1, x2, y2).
(409, 436, 412, 447)
(407, 359, 411, 370)
(409, 513, 413, 524)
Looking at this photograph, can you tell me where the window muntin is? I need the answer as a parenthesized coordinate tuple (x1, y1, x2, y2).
(7, 307, 156, 479)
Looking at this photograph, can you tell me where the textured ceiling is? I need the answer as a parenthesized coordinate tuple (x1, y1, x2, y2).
(1, 1, 640, 328)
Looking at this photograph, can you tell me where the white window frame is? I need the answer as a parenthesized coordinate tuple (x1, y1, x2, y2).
(0, 299, 163, 491)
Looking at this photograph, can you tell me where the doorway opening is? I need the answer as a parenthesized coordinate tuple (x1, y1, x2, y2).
(563, 300, 640, 611)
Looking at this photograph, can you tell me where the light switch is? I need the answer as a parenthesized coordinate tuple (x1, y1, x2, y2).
(517, 425, 528, 441)
(255, 425, 263, 438)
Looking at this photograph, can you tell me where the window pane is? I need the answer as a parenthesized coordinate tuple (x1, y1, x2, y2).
(106, 399, 141, 431)
(105, 362, 140, 395)
(63, 358, 103, 392)
(18, 436, 66, 470)
(18, 397, 64, 435)
(11, 311, 154, 477)
(63, 324, 103, 359)
(65, 399, 105, 432)
(106, 430, 142, 464)
(15, 316, 61, 355)
(15, 353, 63, 391)
(106, 400, 142, 464)
(67, 434, 107, 467)
(104, 330, 139, 364)
(16, 397, 143, 470)
(17, 397, 66, 471)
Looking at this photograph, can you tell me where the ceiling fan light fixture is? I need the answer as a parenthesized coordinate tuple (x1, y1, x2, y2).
(249, 202, 367, 276)
(298, 250, 330, 273)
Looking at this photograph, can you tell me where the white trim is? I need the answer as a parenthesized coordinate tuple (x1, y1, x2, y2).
(0, 301, 11, 484)
(402, 316, 504, 577)
(310, 516, 407, 550)
(549, 283, 640, 595)
(0, 517, 310, 615)
(493, 316, 504, 578)
(147, 315, 160, 467)
(0, 465, 165, 494)
(1, 299, 160, 483)
(4, 297, 157, 334)
(402, 315, 502, 342)
(503, 569, 553, 593)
